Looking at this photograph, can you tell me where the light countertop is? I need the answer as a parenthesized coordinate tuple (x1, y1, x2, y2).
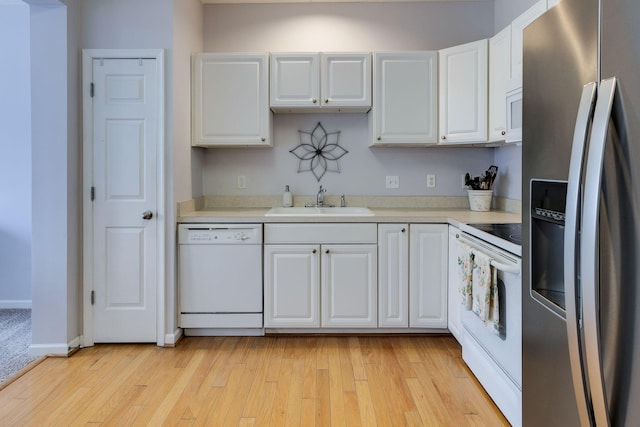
(178, 207, 521, 228)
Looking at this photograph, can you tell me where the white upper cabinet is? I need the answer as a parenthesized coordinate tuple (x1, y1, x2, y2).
(489, 25, 511, 143)
(510, 0, 548, 89)
(270, 53, 320, 110)
(192, 53, 271, 147)
(371, 51, 438, 146)
(270, 52, 371, 112)
(321, 53, 371, 110)
(438, 39, 488, 145)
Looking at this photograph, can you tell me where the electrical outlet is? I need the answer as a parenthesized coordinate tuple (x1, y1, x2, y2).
(427, 174, 436, 188)
(237, 175, 247, 189)
(385, 176, 399, 189)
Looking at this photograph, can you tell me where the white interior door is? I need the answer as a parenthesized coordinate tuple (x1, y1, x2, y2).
(91, 58, 158, 342)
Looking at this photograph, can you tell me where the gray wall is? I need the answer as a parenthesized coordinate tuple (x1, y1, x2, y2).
(29, 0, 79, 354)
(201, 2, 498, 199)
(170, 0, 204, 339)
(494, 0, 539, 32)
(0, 3, 32, 307)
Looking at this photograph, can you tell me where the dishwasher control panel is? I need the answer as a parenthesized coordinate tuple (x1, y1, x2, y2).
(178, 224, 262, 245)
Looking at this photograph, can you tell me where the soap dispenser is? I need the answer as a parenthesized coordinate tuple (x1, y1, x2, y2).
(282, 185, 293, 207)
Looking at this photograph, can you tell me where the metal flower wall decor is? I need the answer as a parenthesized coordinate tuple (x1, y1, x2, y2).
(289, 122, 348, 182)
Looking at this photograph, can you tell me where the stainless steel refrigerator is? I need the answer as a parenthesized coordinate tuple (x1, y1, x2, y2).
(522, 0, 640, 425)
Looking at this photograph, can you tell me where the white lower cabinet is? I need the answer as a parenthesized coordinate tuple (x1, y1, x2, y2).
(265, 223, 447, 331)
(264, 244, 320, 328)
(409, 224, 448, 328)
(264, 224, 378, 329)
(377, 224, 409, 327)
(378, 223, 448, 329)
(447, 226, 463, 342)
(321, 245, 378, 327)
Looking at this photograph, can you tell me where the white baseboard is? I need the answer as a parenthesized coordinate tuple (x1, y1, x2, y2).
(0, 300, 32, 309)
(68, 336, 81, 351)
(164, 328, 183, 346)
(28, 335, 81, 357)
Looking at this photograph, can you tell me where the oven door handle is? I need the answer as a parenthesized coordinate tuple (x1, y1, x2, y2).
(457, 233, 520, 275)
(489, 259, 520, 275)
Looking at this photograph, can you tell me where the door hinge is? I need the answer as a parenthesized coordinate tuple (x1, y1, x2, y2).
(91, 290, 95, 305)
(91, 186, 95, 201)
(90, 82, 94, 98)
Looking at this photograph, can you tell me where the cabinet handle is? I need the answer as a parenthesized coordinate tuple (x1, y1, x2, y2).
(261, 137, 266, 142)
(324, 99, 329, 104)
(441, 135, 447, 140)
(312, 249, 317, 254)
(377, 136, 382, 141)
(501, 130, 506, 135)
(325, 249, 330, 254)
(312, 98, 317, 104)
(401, 228, 406, 233)
(456, 233, 459, 239)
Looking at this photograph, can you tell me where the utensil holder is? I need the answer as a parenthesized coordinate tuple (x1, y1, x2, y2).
(468, 190, 493, 212)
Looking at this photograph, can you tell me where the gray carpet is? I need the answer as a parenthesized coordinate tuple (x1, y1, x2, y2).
(0, 309, 37, 383)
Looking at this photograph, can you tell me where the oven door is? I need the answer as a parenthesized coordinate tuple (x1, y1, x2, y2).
(458, 232, 522, 388)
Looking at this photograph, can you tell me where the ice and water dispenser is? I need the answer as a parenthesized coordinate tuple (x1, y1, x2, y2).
(530, 180, 568, 316)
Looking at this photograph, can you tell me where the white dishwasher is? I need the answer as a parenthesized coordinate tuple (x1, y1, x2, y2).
(178, 224, 263, 333)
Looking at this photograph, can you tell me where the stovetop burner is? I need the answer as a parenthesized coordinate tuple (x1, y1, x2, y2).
(466, 223, 522, 248)
(467, 223, 522, 245)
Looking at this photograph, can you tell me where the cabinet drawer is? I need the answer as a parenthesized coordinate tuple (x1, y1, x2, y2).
(265, 223, 377, 244)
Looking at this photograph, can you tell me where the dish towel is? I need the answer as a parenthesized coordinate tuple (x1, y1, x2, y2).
(472, 250, 500, 335)
(457, 241, 474, 311)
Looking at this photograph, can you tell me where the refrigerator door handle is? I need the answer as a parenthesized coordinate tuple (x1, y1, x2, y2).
(565, 82, 597, 427)
(581, 77, 618, 427)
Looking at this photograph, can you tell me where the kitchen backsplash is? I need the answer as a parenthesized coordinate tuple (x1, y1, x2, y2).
(201, 114, 502, 198)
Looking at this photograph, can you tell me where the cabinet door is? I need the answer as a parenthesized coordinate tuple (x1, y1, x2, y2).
(438, 39, 488, 145)
(409, 224, 448, 328)
(264, 245, 320, 328)
(510, 0, 547, 88)
(371, 51, 438, 146)
(447, 226, 464, 342)
(378, 224, 409, 327)
(321, 244, 377, 328)
(192, 53, 271, 147)
(489, 25, 511, 143)
(270, 53, 320, 109)
(321, 52, 371, 110)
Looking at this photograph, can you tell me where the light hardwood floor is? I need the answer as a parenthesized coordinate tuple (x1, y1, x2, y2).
(0, 335, 509, 426)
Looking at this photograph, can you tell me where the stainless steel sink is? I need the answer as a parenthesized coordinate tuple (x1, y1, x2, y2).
(265, 206, 374, 217)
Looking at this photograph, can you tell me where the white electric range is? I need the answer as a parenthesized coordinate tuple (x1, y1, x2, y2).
(457, 222, 523, 427)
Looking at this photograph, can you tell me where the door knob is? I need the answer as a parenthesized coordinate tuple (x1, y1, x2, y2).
(142, 210, 153, 220)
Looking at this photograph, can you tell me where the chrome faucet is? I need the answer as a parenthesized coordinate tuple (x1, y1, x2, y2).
(316, 185, 327, 207)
